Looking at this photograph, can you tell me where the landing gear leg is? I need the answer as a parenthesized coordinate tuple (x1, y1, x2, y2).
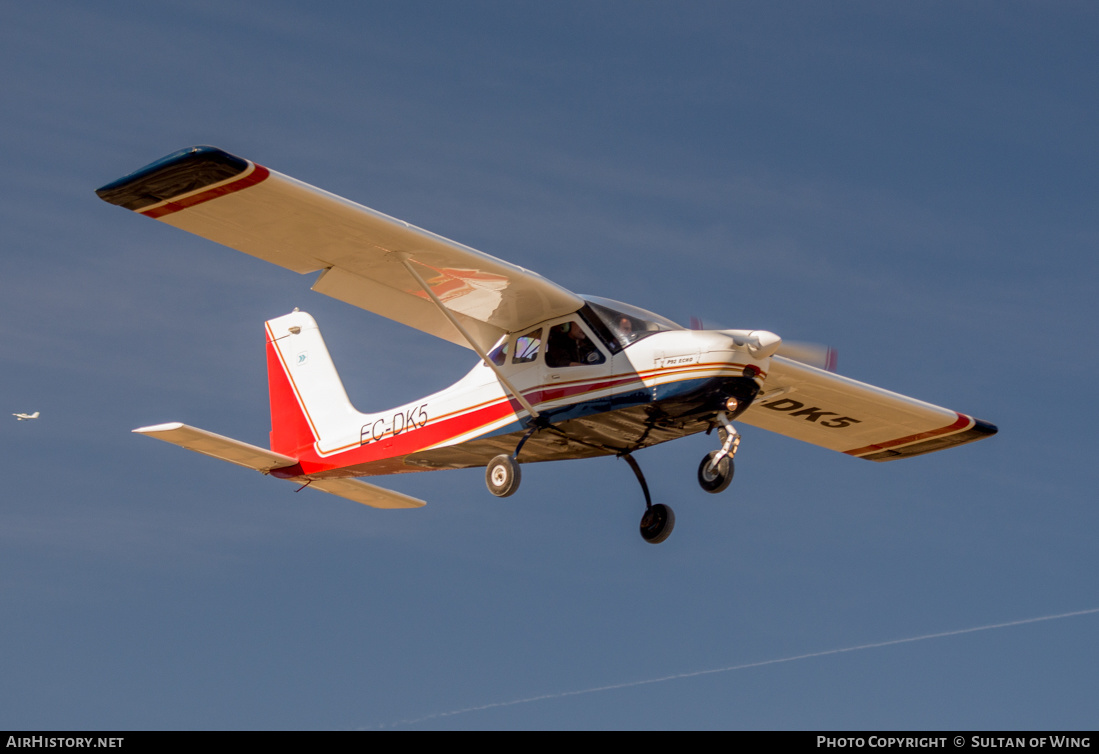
(623, 453, 675, 544)
(698, 414, 740, 494)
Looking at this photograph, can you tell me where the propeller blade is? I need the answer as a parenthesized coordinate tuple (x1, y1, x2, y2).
(776, 340, 838, 372)
(689, 315, 836, 372)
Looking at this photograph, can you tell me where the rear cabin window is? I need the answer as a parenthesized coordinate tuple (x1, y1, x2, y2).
(488, 339, 509, 366)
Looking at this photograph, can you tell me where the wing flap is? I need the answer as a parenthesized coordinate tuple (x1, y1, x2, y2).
(743, 357, 997, 461)
(98, 146, 584, 350)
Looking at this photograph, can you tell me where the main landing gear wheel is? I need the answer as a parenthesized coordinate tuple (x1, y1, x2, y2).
(621, 452, 675, 545)
(698, 450, 734, 494)
(640, 503, 675, 544)
(486, 454, 521, 497)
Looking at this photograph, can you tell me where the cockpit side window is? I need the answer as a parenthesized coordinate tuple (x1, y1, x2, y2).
(512, 328, 542, 364)
(578, 304, 623, 354)
(545, 320, 606, 368)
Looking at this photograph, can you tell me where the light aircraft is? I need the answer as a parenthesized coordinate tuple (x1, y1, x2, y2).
(97, 146, 997, 544)
(13, 412, 39, 421)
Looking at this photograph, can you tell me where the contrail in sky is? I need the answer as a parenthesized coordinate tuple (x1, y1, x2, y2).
(389, 606, 1099, 727)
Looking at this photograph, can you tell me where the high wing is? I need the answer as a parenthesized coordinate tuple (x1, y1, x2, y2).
(134, 423, 425, 508)
(742, 356, 997, 461)
(96, 146, 583, 351)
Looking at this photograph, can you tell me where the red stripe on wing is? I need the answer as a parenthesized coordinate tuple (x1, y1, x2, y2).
(843, 413, 974, 457)
(139, 164, 271, 219)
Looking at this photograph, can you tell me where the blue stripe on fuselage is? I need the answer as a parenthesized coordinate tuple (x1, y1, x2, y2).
(480, 375, 724, 441)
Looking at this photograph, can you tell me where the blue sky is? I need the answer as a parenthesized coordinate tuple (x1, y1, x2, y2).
(2, 1, 1097, 730)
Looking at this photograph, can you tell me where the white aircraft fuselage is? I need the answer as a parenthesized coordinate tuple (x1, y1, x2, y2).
(262, 308, 770, 480)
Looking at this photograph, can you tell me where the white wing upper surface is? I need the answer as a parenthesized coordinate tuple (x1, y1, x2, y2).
(97, 146, 583, 351)
(743, 356, 997, 461)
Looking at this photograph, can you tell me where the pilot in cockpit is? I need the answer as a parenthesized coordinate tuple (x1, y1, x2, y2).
(546, 321, 604, 367)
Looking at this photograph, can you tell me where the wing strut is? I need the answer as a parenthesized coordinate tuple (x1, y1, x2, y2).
(397, 255, 542, 421)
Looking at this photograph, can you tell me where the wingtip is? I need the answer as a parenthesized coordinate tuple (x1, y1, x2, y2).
(972, 417, 998, 436)
(95, 146, 249, 210)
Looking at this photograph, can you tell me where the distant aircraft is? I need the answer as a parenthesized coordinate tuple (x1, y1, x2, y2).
(13, 412, 39, 421)
(97, 146, 997, 544)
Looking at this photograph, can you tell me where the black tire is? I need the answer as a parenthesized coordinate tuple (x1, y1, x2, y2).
(698, 451, 734, 494)
(639, 503, 675, 544)
(486, 454, 521, 497)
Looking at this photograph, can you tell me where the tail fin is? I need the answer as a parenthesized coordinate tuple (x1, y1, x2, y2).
(265, 310, 364, 457)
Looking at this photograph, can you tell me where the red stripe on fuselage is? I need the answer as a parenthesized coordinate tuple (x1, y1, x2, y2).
(523, 375, 643, 405)
(139, 164, 271, 219)
(295, 396, 519, 475)
(843, 413, 974, 457)
(282, 359, 752, 475)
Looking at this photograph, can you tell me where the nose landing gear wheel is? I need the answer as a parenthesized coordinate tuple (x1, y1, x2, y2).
(698, 450, 734, 493)
(486, 454, 521, 497)
(640, 503, 675, 544)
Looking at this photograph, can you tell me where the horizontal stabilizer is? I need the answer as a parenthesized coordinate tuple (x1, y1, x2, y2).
(133, 422, 425, 508)
(134, 422, 297, 471)
(306, 477, 425, 509)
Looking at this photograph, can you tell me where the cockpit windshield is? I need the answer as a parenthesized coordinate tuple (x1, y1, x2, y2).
(582, 296, 684, 347)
